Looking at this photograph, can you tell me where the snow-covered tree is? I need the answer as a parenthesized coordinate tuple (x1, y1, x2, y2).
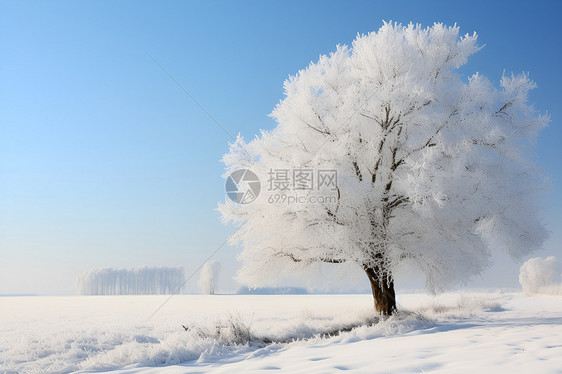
(219, 22, 548, 314)
(198, 261, 221, 295)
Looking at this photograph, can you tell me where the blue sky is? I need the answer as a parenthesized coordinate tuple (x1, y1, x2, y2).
(1, 0, 561, 295)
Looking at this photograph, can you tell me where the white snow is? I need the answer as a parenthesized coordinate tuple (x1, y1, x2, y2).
(1, 292, 561, 373)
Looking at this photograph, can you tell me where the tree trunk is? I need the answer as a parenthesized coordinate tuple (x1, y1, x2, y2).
(364, 267, 396, 315)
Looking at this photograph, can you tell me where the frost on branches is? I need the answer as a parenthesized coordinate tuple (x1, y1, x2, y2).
(218, 22, 548, 314)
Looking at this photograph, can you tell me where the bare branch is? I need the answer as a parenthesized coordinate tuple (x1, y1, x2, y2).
(352, 160, 363, 181)
(278, 251, 345, 264)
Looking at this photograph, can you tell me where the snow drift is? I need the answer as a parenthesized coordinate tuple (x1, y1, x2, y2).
(77, 266, 185, 295)
(519, 256, 562, 295)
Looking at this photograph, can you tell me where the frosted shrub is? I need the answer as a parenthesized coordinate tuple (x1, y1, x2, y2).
(520, 256, 562, 295)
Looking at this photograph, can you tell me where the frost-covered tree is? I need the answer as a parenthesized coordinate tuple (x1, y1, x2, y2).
(198, 261, 221, 295)
(219, 22, 548, 314)
(76, 266, 185, 295)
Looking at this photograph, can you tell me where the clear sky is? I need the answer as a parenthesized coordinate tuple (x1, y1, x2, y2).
(1, 0, 561, 295)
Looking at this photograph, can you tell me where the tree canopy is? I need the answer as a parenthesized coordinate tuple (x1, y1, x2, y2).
(219, 22, 548, 313)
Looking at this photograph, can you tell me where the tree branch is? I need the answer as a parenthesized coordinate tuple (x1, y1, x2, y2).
(278, 251, 345, 264)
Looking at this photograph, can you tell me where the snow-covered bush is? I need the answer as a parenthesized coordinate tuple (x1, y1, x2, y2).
(519, 256, 562, 295)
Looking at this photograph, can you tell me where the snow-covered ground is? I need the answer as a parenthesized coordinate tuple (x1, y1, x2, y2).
(1, 292, 561, 373)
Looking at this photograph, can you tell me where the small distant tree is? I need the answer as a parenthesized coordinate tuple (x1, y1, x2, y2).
(219, 22, 548, 315)
(199, 261, 220, 295)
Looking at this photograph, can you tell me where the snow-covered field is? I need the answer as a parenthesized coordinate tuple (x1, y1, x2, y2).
(1, 292, 561, 373)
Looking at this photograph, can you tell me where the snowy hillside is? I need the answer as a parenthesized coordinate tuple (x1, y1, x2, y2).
(1, 292, 561, 373)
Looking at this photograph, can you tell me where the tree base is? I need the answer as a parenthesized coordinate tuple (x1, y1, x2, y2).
(365, 267, 396, 315)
